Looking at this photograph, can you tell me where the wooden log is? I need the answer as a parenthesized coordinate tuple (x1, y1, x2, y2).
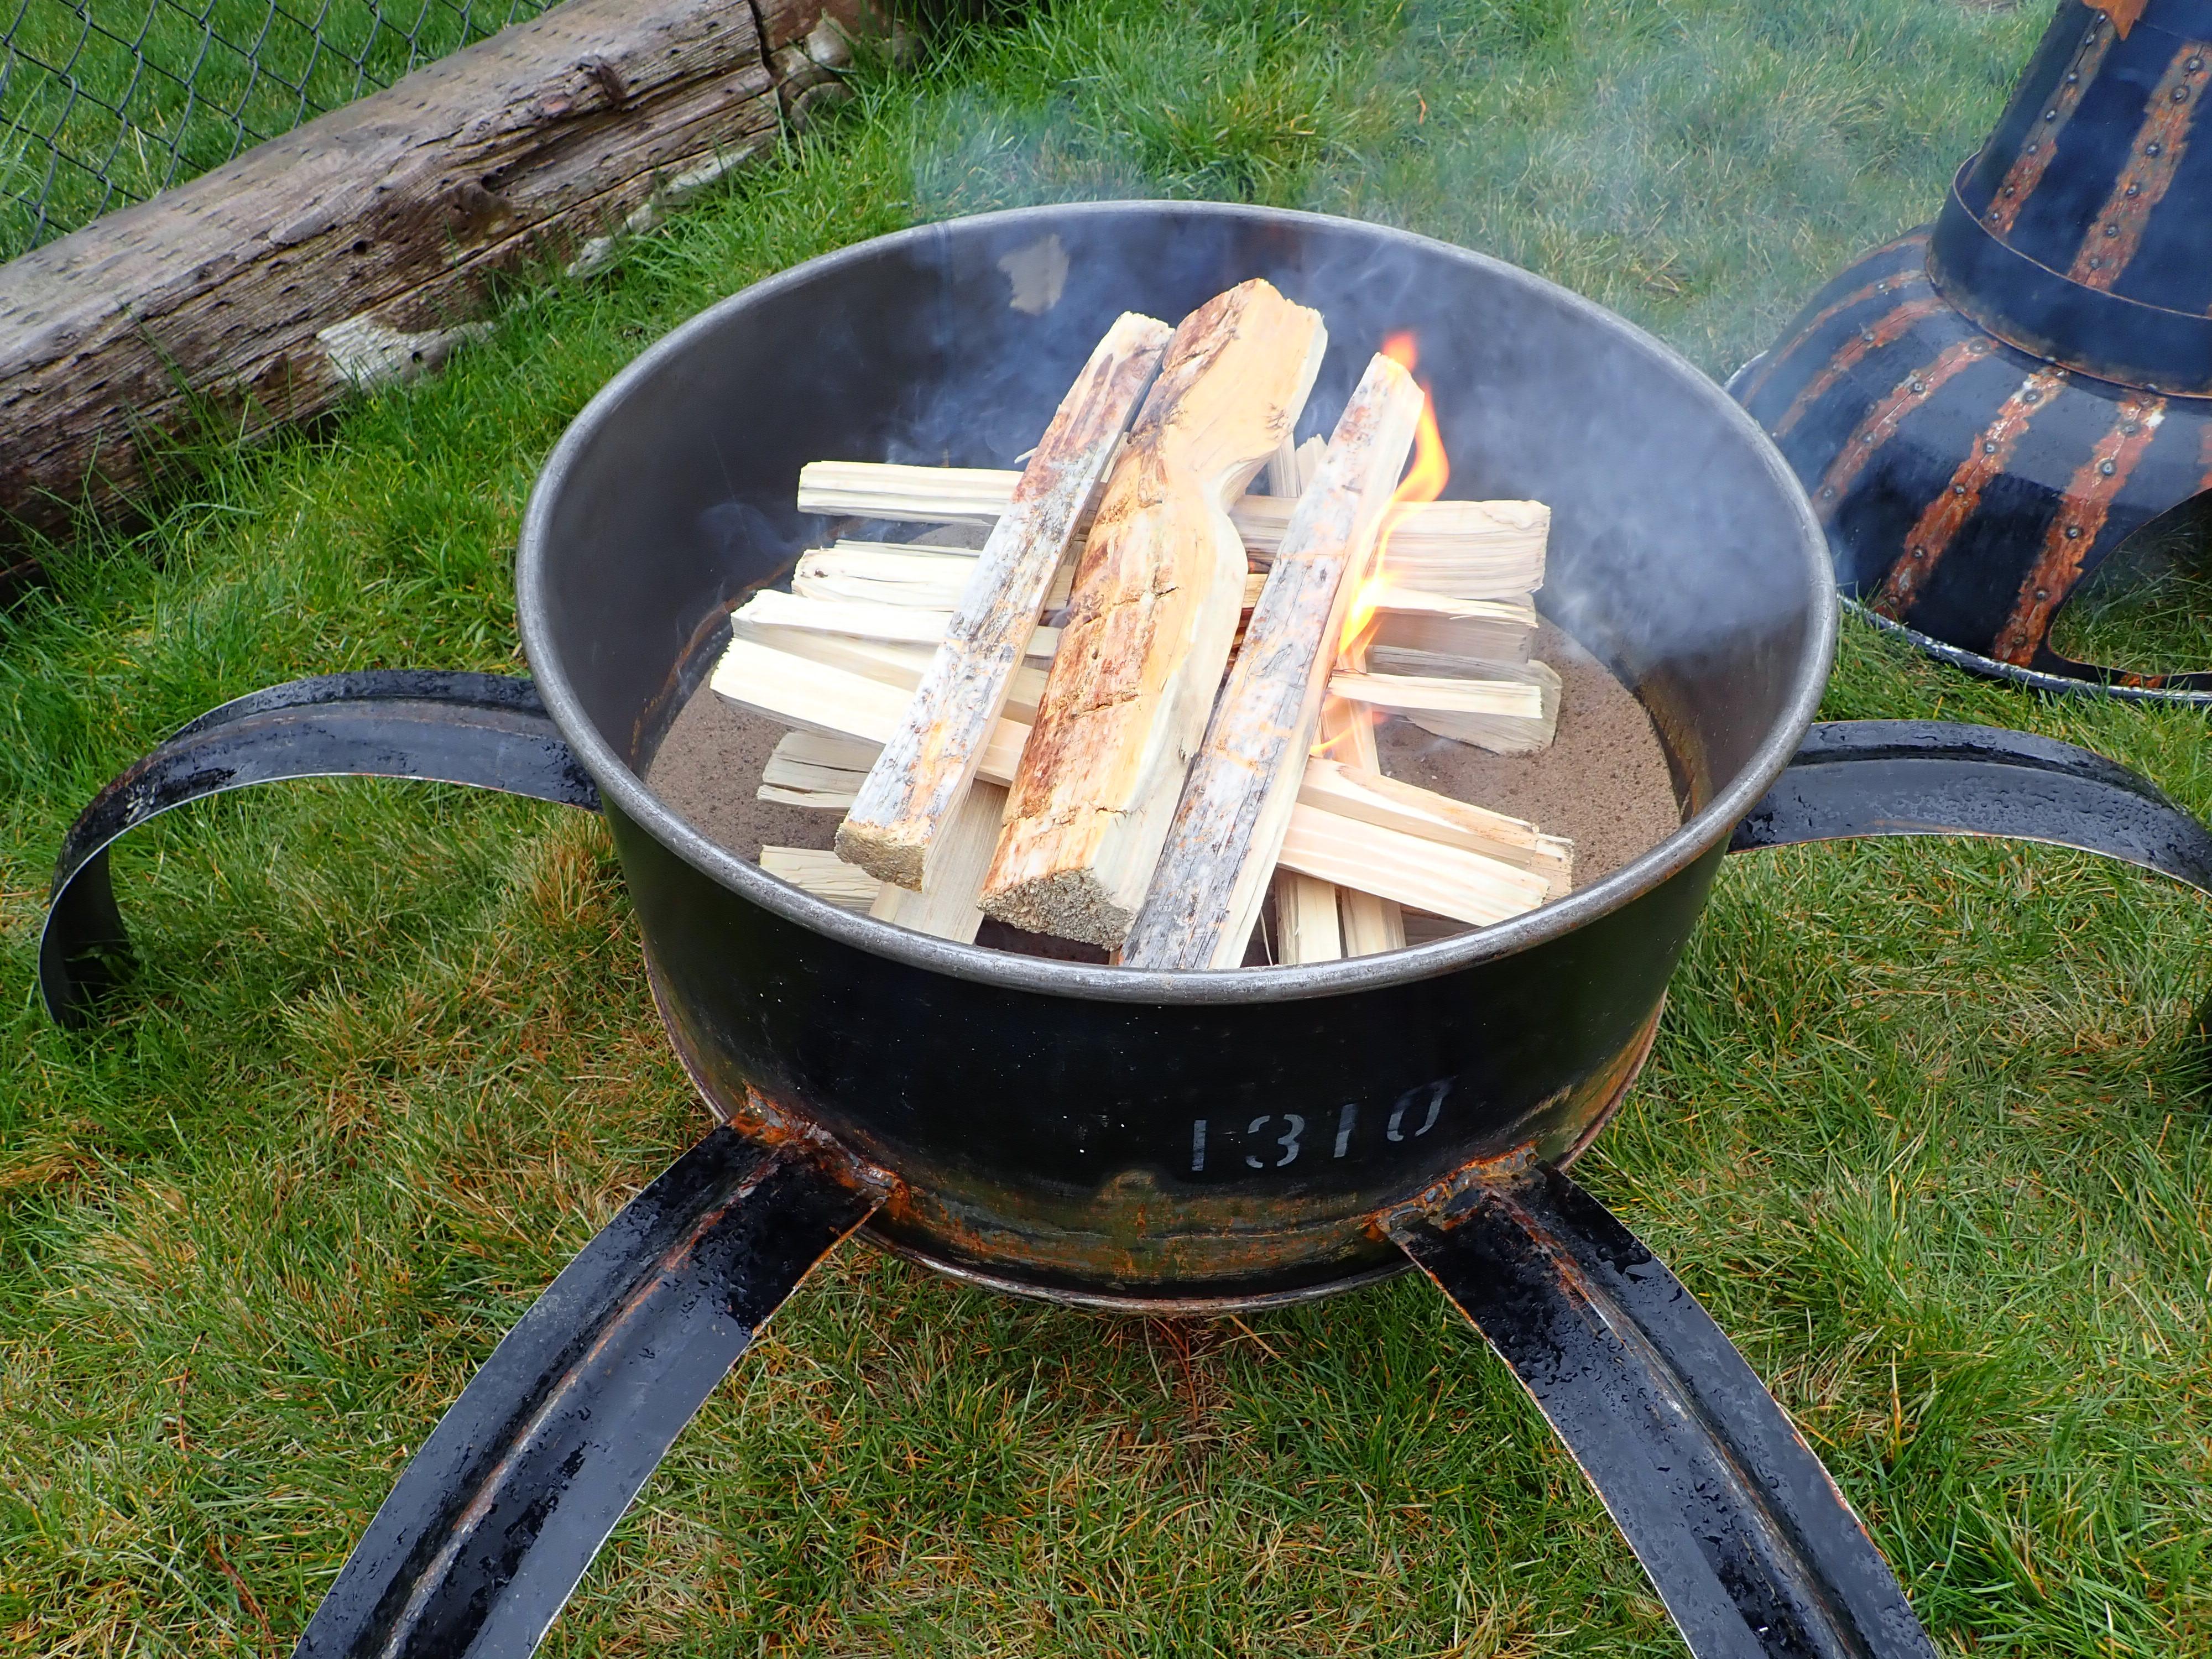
(1277, 808, 1548, 929)
(753, 678, 1568, 900)
(1368, 592, 1538, 662)
(1354, 651, 1562, 753)
(980, 280, 1328, 947)
(1272, 872, 1344, 963)
(759, 731, 878, 807)
(0, 0, 877, 566)
(1298, 757, 1572, 897)
(797, 461, 1547, 594)
(733, 588, 1061, 657)
(1122, 352, 1423, 970)
(1313, 697, 1406, 955)
(865, 782, 1007, 940)
(712, 639, 1545, 931)
(793, 541, 1082, 611)
(759, 846, 882, 911)
(834, 314, 1170, 890)
(792, 546, 1265, 612)
(1261, 424, 1356, 964)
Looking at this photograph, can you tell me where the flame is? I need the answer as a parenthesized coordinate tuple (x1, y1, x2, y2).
(1337, 331, 1450, 667)
(1310, 697, 1387, 759)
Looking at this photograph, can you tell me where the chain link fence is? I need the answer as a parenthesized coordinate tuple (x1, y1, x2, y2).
(2, 0, 557, 262)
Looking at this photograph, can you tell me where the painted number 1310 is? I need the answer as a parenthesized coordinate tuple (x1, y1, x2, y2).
(1187, 1080, 1450, 1173)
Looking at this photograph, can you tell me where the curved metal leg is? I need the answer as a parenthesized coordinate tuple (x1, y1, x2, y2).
(1728, 720, 2212, 889)
(293, 1125, 881, 1659)
(41, 671, 599, 1026)
(1394, 1170, 1935, 1659)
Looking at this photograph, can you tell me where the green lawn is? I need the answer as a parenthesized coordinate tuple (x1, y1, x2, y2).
(7, 0, 2212, 1653)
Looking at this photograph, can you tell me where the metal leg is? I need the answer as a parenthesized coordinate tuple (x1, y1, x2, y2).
(1728, 720, 2212, 889)
(40, 671, 598, 1026)
(1395, 1170, 1936, 1659)
(293, 1125, 881, 1659)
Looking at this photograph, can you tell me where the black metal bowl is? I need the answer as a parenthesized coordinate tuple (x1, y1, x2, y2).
(514, 200, 1836, 1306)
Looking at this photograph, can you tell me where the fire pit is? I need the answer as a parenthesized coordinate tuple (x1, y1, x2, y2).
(39, 202, 2212, 1659)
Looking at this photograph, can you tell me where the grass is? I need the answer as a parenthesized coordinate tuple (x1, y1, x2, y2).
(0, 0, 551, 259)
(6, 0, 2212, 1652)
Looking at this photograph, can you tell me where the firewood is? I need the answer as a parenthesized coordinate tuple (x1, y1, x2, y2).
(1368, 592, 1537, 662)
(793, 542, 1079, 611)
(1329, 661, 1559, 755)
(758, 705, 1569, 900)
(1313, 697, 1406, 956)
(759, 732, 878, 807)
(1272, 871, 1343, 963)
(714, 637, 1029, 779)
(711, 638, 1546, 932)
(836, 313, 1172, 892)
(1123, 351, 1423, 969)
(796, 462, 1014, 527)
(791, 550, 1261, 614)
(733, 589, 1061, 658)
(1297, 757, 1572, 896)
(981, 280, 1328, 947)
(867, 782, 1008, 941)
(759, 846, 883, 911)
(1275, 808, 1549, 928)
(1358, 650, 1562, 753)
(797, 461, 1545, 594)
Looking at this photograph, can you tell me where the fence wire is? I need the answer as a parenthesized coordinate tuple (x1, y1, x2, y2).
(2, 0, 555, 262)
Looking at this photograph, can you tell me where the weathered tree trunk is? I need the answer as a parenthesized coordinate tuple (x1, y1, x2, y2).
(0, 0, 884, 570)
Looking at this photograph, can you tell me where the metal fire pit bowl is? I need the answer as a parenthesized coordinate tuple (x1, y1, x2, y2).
(40, 203, 2212, 1659)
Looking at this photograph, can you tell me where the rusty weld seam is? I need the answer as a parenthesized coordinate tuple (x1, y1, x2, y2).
(1984, 14, 2120, 236)
(2067, 40, 2209, 290)
(1991, 397, 2168, 663)
(1873, 365, 2072, 617)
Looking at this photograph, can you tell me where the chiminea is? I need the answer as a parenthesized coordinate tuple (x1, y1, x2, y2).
(40, 203, 2212, 1659)
(1736, 0, 2212, 697)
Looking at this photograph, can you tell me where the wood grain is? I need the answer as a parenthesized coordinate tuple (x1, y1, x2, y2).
(0, 0, 875, 561)
(711, 637, 1545, 930)
(796, 459, 1545, 585)
(1122, 352, 1421, 970)
(837, 313, 1170, 890)
(980, 280, 1326, 947)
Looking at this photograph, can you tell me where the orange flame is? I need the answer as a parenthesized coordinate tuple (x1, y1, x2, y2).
(1337, 331, 1449, 667)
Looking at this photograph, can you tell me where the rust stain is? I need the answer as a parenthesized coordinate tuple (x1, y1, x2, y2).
(1872, 366, 2072, 617)
(2067, 42, 2209, 290)
(1808, 337, 1992, 521)
(1990, 398, 2168, 663)
(1771, 296, 1947, 439)
(2086, 0, 2145, 38)
(1984, 16, 2120, 236)
(1734, 230, 1929, 405)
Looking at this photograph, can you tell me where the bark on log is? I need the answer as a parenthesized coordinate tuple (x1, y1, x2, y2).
(981, 280, 1326, 947)
(1122, 352, 1422, 970)
(838, 312, 1170, 891)
(0, 0, 879, 562)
